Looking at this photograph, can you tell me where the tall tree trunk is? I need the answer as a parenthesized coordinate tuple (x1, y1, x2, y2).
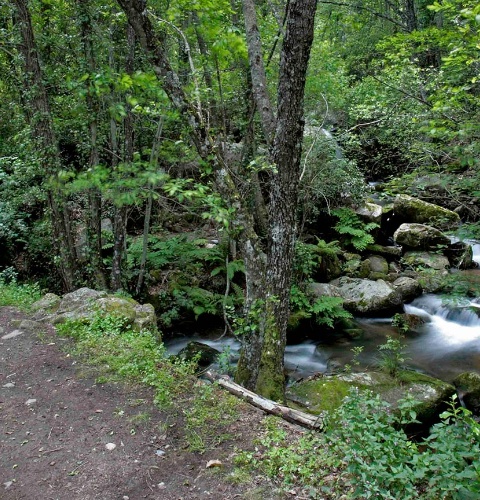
(78, 0, 107, 289)
(236, 0, 318, 401)
(111, 24, 135, 291)
(116, 0, 317, 401)
(12, 0, 77, 291)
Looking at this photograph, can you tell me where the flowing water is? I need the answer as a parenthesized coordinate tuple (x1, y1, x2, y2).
(165, 242, 480, 384)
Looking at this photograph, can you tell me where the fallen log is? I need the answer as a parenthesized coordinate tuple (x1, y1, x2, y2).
(204, 370, 325, 430)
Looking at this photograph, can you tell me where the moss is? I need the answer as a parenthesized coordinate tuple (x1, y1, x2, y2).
(288, 377, 368, 415)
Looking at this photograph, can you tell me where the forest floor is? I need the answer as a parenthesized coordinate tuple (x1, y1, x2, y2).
(0, 306, 300, 500)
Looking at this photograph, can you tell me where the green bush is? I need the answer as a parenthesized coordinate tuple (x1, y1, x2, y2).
(0, 268, 42, 310)
(237, 390, 480, 499)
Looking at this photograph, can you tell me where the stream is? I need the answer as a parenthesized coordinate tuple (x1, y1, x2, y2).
(165, 243, 480, 385)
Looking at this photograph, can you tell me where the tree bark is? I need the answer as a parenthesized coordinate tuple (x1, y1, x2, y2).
(77, 0, 107, 289)
(12, 0, 77, 291)
(236, 0, 318, 401)
(204, 370, 324, 430)
(116, 0, 317, 402)
(111, 24, 135, 291)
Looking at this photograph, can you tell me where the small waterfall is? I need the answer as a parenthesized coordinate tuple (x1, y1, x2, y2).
(405, 294, 480, 345)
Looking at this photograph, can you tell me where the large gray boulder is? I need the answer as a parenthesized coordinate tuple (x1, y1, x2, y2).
(329, 277, 402, 314)
(394, 223, 450, 250)
(394, 195, 460, 228)
(392, 276, 422, 302)
(403, 251, 450, 270)
(31, 288, 156, 332)
(355, 202, 382, 225)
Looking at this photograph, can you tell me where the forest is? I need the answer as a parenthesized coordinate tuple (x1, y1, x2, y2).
(1, 0, 480, 496)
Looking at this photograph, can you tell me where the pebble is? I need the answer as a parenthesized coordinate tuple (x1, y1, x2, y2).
(25, 399, 37, 406)
(3, 383, 15, 388)
(105, 443, 116, 451)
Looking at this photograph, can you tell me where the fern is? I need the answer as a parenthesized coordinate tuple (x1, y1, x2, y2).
(332, 207, 379, 251)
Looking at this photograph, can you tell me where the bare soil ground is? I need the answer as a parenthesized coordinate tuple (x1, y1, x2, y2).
(0, 306, 296, 500)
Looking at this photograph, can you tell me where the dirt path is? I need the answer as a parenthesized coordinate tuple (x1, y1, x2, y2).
(0, 307, 286, 500)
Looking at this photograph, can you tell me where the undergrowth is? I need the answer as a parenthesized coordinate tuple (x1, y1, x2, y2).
(55, 310, 241, 452)
(236, 390, 480, 499)
(0, 267, 41, 310)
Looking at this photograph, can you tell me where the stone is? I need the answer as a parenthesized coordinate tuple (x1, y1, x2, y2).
(355, 202, 382, 225)
(453, 372, 480, 414)
(403, 251, 450, 271)
(57, 287, 108, 315)
(178, 341, 220, 367)
(308, 283, 341, 299)
(393, 194, 460, 228)
(35, 288, 157, 334)
(287, 370, 455, 430)
(19, 319, 44, 332)
(444, 241, 474, 269)
(392, 277, 422, 302)
(365, 244, 403, 259)
(105, 443, 116, 451)
(393, 223, 450, 250)
(31, 293, 61, 320)
(329, 277, 402, 315)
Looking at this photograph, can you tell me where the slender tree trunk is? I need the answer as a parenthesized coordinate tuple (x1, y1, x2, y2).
(135, 117, 164, 296)
(111, 24, 135, 291)
(12, 0, 77, 291)
(78, 0, 107, 289)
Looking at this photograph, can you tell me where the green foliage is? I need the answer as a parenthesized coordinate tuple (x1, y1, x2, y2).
(183, 382, 238, 452)
(332, 207, 378, 251)
(392, 313, 410, 334)
(238, 390, 480, 499)
(127, 235, 243, 327)
(289, 285, 352, 329)
(0, 269, 42, 310)
(299, 132, 366, 224)
(56, 311, 194, 408)
(378, 335, 409, 378)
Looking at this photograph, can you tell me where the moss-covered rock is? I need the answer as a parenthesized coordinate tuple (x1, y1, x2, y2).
(287, 370, 455, 429)
(329, 277, 402, 315)
(33, 288, 157, 332)
(31, 293, 61, 319)
(394, 195, 460, 228)
(394, 223, 450, 250)
(453, 372, 480, 414)
(403, 251, 450, 271)
(177, 341, 220, 367)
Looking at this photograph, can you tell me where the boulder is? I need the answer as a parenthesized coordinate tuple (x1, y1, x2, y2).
(308, 283, 341, 298)
(355, 202, 382, 225)
(365, 244, 403, 259)
(287, 370, 455, 430)
(329, 277, 402, 315)
(453, 372, 480, 414)
(393, 195, 460, 228)
(178, 341, 220, 367)
(403, 251, 450, 271)
(394, 223, 450, 250)
(31, 293, 61, 320)
(444, 241, 474, 269)
(392, 277, 422, 302)
(32, 288, 157, 332)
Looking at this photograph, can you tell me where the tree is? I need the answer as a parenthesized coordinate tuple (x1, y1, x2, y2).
(116, 0, 318, 400)
(11, 0, 78, 290)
